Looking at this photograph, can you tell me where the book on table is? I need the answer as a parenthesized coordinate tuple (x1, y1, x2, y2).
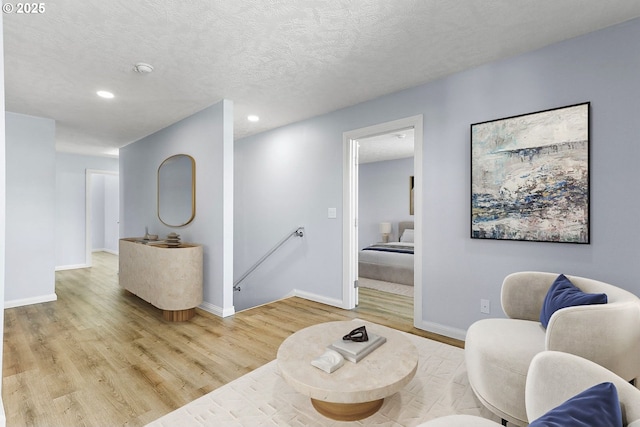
(328, 333, 386, 363)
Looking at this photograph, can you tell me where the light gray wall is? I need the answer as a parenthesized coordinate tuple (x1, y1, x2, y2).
(418, 18, 640, 334)
(120, 100, 234, 315)
(235, 18, 640, 336)
(55, 153, 119, 268)
(234, 122, 332, 310)
(0, 16, 7, 421)
(5, 112, 56, 305)
(359, 157, 414, 248)
(90, 174, 119, 253)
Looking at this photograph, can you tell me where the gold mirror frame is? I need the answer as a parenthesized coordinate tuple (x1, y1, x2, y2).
(157, 154, 196, 227)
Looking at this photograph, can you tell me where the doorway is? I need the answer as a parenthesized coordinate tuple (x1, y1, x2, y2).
(342, 115, 423, 326)
(85, 169, 119, 267)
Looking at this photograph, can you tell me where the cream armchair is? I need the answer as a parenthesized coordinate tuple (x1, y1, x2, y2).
(525, 351, 640, 426)
(464, 272, 640, 426)
(418, 351, 640, 426)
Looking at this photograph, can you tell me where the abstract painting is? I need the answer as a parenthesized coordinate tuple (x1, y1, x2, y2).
(471, 103, 590, 243)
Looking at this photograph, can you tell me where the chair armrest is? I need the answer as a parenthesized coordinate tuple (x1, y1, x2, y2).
(526, 351, 640, 424)
(501, 272, 557, 321)
(546, 301, 640, 381)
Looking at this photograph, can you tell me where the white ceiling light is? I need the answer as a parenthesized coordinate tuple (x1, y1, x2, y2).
(247, 115, 259, 122)
(133, 62, 154, 74)
(97, 90, 114, 99)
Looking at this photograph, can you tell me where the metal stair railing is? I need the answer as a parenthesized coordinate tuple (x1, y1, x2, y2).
(233, 226, 305, 292)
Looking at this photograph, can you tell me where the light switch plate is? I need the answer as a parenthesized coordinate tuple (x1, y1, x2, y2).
(328, 208, 337, 219)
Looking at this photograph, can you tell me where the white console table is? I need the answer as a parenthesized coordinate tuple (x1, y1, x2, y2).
(119, 238, 203, 321)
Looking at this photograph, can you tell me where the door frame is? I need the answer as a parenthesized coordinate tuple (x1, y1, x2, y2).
(342, 115, 423, 325)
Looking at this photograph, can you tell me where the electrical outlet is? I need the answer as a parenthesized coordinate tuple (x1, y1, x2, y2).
(480, 299, 490, 314)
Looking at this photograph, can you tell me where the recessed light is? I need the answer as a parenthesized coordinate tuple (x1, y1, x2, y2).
(247, 115, 259, 122)
(97, 90, 115, 99)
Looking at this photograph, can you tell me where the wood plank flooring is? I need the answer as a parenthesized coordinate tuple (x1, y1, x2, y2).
(3, 252, 461, 426)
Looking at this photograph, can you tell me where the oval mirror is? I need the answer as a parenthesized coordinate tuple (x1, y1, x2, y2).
(157, 154, 196, 227)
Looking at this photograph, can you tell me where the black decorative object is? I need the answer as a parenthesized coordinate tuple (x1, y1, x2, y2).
(342, 325, 369, 342)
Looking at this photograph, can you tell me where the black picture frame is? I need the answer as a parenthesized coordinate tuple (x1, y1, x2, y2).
(470, 102, 590, 243)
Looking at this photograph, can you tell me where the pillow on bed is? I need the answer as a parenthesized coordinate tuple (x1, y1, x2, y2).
(400, 229, 414, 243)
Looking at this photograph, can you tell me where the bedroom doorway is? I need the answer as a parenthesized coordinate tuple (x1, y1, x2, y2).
(342, 115, 423, 327)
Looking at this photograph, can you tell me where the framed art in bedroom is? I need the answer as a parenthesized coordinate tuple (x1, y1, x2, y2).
(470, 102, 590, 244)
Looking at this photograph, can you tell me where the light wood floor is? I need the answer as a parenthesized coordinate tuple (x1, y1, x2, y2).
(3, 252, 461, 426)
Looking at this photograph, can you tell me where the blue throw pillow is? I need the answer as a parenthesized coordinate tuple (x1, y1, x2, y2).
(540, 274, 607, 328)
(529, 382, 622, 427)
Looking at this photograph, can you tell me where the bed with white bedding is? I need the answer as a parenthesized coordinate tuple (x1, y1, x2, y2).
(358, 221, 414, 286)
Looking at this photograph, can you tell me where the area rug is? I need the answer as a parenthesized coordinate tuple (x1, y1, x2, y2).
(358, 277, 414, 297)
(147, 325, 500, 426)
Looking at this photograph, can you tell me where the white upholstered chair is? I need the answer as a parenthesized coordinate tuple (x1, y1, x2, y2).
(418, 351, 640, 427)
(464, 272, 640, 426)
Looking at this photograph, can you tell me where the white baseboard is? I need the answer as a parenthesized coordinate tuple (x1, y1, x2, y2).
(204, 287, 465, 341)
(5, 293, 58, 309)
(199, 301, 235, 318)
(290, 289, 344, 308)
(92, 248, 118, 255)
(55, 263, 90, 271)
(414, 318, 467, 342)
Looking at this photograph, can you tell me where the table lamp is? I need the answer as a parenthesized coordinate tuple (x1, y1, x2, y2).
(379, 222, 392, 243)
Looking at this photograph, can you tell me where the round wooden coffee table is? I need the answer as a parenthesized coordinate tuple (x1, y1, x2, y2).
(277, 320, 418, 421)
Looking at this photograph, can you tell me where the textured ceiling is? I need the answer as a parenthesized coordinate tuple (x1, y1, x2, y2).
(358, 129, 414, 164)
(4, 1, 640, 157)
